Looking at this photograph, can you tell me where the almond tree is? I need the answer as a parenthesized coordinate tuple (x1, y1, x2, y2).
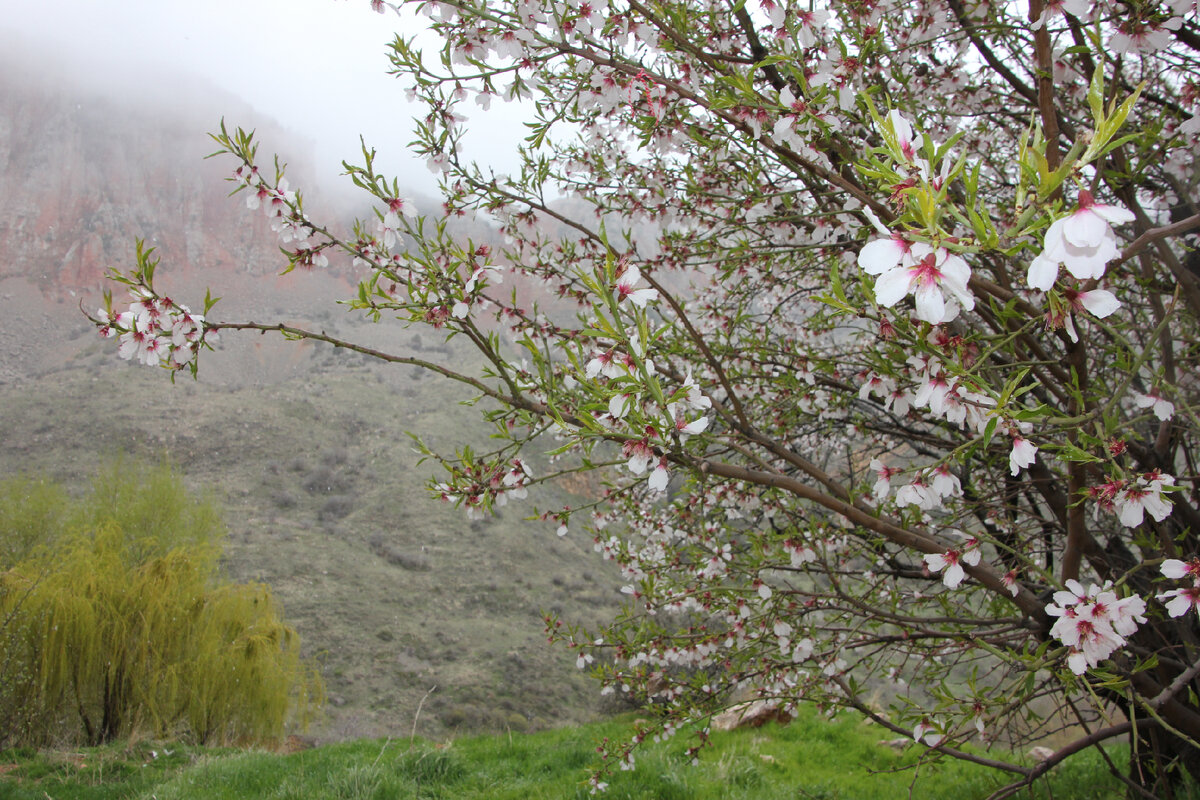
(93, 0, 1200, 795)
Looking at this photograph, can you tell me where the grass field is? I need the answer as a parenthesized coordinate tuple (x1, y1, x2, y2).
(0, 708, 1155, 800)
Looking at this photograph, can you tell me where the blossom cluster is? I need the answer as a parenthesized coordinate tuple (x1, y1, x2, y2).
(432, 457, 533, 519)
(1088, 470, 1175, 527)
(98, 288, 208, 370)
(92, 0, 1200, 786)
(1045, 580, 1146, 674)
(584, 321, 710, 494)
(232, 163, 312, 247)
(923, 535, 981, 589)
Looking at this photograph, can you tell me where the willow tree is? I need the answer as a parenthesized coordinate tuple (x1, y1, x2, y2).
(93, 0, 1200, 795)
(0, 465, 322, 747)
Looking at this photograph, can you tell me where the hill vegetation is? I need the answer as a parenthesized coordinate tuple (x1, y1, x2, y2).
(0, 463, 321, 748)
(0, 331, 625, 742)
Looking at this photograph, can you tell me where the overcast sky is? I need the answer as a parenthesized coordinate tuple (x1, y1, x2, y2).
(3, 0, 527, 196)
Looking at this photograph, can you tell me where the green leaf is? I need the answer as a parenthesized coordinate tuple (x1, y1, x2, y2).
(1054, 442, 1103, 463)
(981, 416, 999, 448)
(1087, 63, 1105, 123)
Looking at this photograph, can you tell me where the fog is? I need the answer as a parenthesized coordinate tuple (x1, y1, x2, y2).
(3, 0, 528, 198)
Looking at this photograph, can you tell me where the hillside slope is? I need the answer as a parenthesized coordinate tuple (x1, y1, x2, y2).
(0, 44, 623, 742)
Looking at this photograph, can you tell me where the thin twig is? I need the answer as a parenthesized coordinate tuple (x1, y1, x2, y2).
(1114, 213, 1200, 266)
(409, 685, 437, 750)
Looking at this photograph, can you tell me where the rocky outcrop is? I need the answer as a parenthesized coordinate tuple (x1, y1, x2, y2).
(0, 44, 308, 295)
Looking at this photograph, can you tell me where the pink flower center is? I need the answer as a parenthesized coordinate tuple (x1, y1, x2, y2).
(911, 253, 943, 287)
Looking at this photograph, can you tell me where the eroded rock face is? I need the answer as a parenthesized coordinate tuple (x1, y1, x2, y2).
(0, 45, 303, 295)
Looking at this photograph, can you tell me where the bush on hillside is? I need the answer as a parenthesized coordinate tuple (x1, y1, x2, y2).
(0, 461, 323, 747)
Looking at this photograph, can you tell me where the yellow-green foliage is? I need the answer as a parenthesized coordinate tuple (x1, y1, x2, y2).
(0, 461, 322, 748)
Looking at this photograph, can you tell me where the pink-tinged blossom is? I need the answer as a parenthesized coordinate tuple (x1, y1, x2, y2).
(586, 349, 627, 380)
(375, 196, 417, 248)
(912, 718, 945, 747)
(1065, 287, 1120, 318)
(169, 308, 204, 349)
(384, 196, 417, 227)
(1053, 287, 1121, 342)
(1158, 558, 1200, 617)
(1046, 581, 1146, 673)
(232, 163, 259, 186)
(501, 459, 531, 502)
(896, 478, 938, 510)
(679, 372, 712, 411)
(1133, 391, 1175, 421)
(1158, 586, 1200, 618)
(1161, 558, 1200, 583)
(623, 439, 655, 475)
(1051, 578, 1089, 609)
(117, 322, 157, 366)
(1010, 436, 1037, 476)
(924, 541, 980, 588)
(887, 110, 919, 164)
(463, 262, 502, 294)
(128, 290, 161, 327)
(930, 465, 961, 500)
(245, 182, 272, 211)
(1114, 472, 1174, 527)
(785, 539, 817, 567)
(1027, 192, 1134, 289)
(97, 313, 118, 340)
(609, 392, 634, 419)
(869, 243, 974, 325)
(1110, 593, 1147, 637)
(615, 264, 658, 307)
(668, 403, 709, 436)
(1002, 569, 1020, 597)
(1111, 17, 1180, 54)
(1031, 0, 1090, 28)
(794, 8, 829, 47)
(913, 370, 952, 413)
(884, 388, 912, 416)
(648, 457, 670, 493)
(868, 458, 900, 502)
(858, 371, 896, 403)
(264, 180, 294, 219)
(857, 232, 912, 278)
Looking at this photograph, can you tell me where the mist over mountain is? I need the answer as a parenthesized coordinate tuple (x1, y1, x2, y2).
(0, 38, 317, 294)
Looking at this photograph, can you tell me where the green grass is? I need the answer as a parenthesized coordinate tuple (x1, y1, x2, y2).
(0, 709, 1154, 800)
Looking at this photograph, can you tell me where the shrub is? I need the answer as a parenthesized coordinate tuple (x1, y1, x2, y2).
(0, 461, 323, 747)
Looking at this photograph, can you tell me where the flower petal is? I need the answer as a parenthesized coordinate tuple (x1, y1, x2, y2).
(873, 267, 912, 308)
(858, 238, 906, 275)
(1027, 254, 1059, 291)
(1078, 289, 1120, 318)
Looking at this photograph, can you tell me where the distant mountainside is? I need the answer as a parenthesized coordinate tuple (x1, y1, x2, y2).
(0, 46, 310, 294)
(0, 42, 623, 742)
(0, 41, 382, 386)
